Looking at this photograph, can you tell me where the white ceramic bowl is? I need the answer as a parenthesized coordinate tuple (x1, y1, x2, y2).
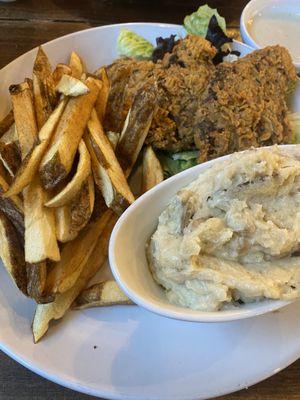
(240, 0, 300, 71)
(109, 146, 300, 323)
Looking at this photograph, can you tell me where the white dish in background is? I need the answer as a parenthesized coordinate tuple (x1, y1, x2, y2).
(0, 23, 300, 400)
(240, 0, 300, 70)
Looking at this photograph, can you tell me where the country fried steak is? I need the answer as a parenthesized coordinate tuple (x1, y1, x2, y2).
(104, 35, 297, 160)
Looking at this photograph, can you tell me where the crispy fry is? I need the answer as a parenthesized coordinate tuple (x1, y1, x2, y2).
(4, 99, 67, 197)
(73, 280, 132, 309)
(23, 176, 60, 263)
(0, 110, 14, 138)
(26, 262, 53, 304)
(45, 140, 91, 208)
(0, 173, 24, 236)
(55, 174, 95, 242)
(86, 109, 134, 214)
(106, 131, 120, 150)
(33, 47, 56, 129)
(0, 210, 27, 295)
(0, 124, 21, 177)
(39, 77, 100, 190)
(56, 74, 89, 97)
(32, 214, 116, 342)
(10, 79, 38, 159)
(46, 209, 114, 295)
(116, 80, 157, 177)
(0, 160, 12, 184)
(142, 145, 164, 192)
(94, 68, 110, 123)
(69, 51, 85, 79)
(52, 63, 72, 86)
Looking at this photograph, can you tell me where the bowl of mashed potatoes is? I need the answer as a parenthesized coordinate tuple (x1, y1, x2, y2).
(110, 145, 300, 322)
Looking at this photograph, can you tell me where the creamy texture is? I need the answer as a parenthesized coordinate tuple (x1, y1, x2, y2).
(248, 6, 300, 63)
(148, 146, 300, 311)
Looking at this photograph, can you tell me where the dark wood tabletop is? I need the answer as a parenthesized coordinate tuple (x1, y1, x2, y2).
(0, 0, 300, 399)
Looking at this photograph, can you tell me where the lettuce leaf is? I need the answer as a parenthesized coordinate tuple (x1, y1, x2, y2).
(117, 28, 154, 59)
(158, 151, 199, 178)
(184, 4, 226, 37)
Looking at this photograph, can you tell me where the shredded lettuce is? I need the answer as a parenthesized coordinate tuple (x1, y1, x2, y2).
(117, 28, 154, 59)
(289, 112, 300, 143)
(158, 151, 199, 178)
(183, 4, 226, 37)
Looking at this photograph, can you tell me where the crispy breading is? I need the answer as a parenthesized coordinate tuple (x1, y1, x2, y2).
(105, 35, 216, 152)
(194, 45, 298, 162)
(104, 37, 297, 157)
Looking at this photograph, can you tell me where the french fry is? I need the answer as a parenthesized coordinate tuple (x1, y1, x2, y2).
(55, 174, 95, 242)
(46, 209, 114, 295)
(45, 140, 91, 207)
(32, 214, 116, 342)
(23, 176, 60, 263)
(3, 99, 67, 197)
(116, 80, 157, 177)
(0, 110, 14, 138)
(52, 63, 72, 86)
(56, 74, 89, 97)
(0, 124, 21, 177)
(94, 67, 110, 123)
(10, 79, 38, 159)
(106, 131, 120, 150)
(0, 173, 24, 236)
(73, 280, 133, 309)
(0, 160, 12, 184)
(86, 109, 134, 214)
(26, 262, 52, 304)
(39, 77, 100, 190)
(69, 51, 85, 79)
(0, 211, 27, 295)
(142, 146, 164, 193)
(33, 47, 56, 129)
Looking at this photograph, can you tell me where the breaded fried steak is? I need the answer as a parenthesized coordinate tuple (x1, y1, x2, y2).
(104, 36, 297, 160)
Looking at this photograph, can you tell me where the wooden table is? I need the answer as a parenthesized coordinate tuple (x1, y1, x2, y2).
(0, 0, 299, 399)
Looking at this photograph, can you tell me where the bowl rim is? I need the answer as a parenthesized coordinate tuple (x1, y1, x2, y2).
(109, 146, 297, 323)
(240, 0, 300, 68)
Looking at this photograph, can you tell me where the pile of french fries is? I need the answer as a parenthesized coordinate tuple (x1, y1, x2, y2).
(0, 47, 163, 342)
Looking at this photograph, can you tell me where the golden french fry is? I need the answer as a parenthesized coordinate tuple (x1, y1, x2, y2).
(10, 79, 38, 159)
(23, 176, 60, 264)
(4, 99, 67, 197)
(0, 210, 27, 295)
(69, 51, 85, 79)
(45, 140, 91, 208)
(33, 47, 56, 129)
(46, 209, 113, 295)
(116, 80, 157, 177)
(52, 63, 72, 86)
(94, 67, 110, 123)
(26, 262, 53, 304)
(73, 280, 132, 309)
(142, 146, 164, 193)
(0, 110, 14, 138)
(55, 174, 95, 242)
(32, 214, 116, 342)
(86, 109, 134, 215)
(39, 77, 100, 190)
(106, 131, 120, 150)
(56, 74, 89, 97)
(0, 173, 24, 236)
(0, 124, 21, 177)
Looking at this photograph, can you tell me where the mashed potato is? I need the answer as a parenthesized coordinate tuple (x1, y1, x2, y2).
(148, 146, 300, 311)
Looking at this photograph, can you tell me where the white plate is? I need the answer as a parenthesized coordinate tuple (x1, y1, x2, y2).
(0, 23, 300, 400)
